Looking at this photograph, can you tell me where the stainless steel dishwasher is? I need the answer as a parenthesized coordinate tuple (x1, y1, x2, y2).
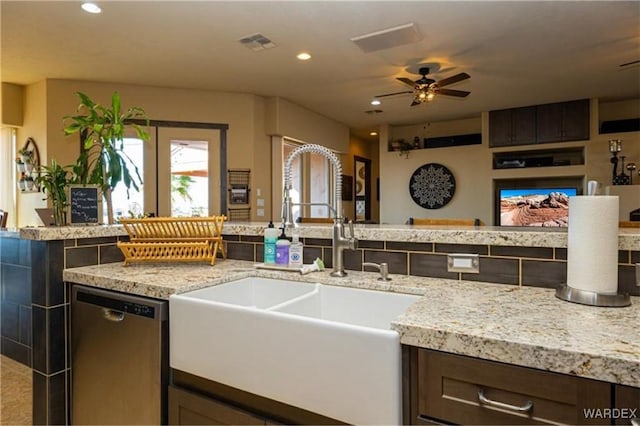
(71, 285, 168, 425)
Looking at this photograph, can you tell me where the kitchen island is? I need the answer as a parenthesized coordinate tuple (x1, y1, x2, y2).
(64, 259, 639, 388)
(3, 223, 639, 424)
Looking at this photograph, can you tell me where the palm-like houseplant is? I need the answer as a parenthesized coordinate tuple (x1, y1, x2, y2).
(36, 159, 75, 226)
(63, 92, 149, 224)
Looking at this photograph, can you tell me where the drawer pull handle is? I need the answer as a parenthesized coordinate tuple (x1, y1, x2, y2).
(478, 389, 533, 413)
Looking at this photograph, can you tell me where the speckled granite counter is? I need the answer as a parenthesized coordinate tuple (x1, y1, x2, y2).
(19, 222, 640, 250)
(63, 259, 639, 388)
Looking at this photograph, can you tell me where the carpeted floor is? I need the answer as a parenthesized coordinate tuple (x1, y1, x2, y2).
(0, 355, 32, 425)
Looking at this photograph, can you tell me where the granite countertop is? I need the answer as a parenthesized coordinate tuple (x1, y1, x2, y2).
(18, 222, 640, 250)
(63, 259, 640, 387)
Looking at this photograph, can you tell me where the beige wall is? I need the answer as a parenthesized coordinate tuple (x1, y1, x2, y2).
(265, 97, 349, 153)
(11, 78, 638, 227)
(13, 79, 351, 226)
(16, 81, 47, 226)
(380, 116, 489, 224)
(379, 99, 640, 225)
(2, 83, 24, 126)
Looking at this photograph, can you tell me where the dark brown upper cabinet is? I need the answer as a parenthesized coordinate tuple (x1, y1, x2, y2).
(537, 99, 590, 143)
(489, 106, 537, 147)
(490, 99, 590, 148)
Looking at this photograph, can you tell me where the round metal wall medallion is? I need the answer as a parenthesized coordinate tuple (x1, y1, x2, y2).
(409, 163, 456, 209)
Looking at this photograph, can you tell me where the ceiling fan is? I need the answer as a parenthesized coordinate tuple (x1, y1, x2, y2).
(375, 67, 471, 106)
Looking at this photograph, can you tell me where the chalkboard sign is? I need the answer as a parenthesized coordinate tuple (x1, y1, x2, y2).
(67, 185, 102, 225)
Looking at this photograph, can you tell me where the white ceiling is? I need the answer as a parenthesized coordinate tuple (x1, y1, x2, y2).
(2, 1, 639, 142)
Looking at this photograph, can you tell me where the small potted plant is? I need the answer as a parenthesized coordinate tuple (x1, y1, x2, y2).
(16, 157, 26, 173)
(25, 176, 35, 191)
(35, 159, 75, 226)
(18, 173, 27, 191)
(18, 147, 33, 164)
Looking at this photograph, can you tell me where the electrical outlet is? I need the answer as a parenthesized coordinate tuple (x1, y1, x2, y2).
(447, 253, 480, 273)
(257, 198, 264, 207)
(257, 208, 264, 217)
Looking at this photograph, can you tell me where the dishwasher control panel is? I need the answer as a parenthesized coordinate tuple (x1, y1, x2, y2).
(77, 291, 156, 319)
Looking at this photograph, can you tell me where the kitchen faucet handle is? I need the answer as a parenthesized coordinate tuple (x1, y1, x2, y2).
(363, 262, 390, 281)
(347, 219, 358, 250)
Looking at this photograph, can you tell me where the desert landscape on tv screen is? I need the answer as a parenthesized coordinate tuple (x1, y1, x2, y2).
(500, 189, 575, 227)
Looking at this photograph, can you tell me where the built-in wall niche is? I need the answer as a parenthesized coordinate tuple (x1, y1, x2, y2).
(493, 146, 584, 169)
(599, 98, 640, 134)
(389, 116, 482, 152)
(493, 176, 584, 226)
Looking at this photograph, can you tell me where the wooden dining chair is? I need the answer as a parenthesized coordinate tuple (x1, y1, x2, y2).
(409, 217, 483, 226)
(0, 210, 8, 228)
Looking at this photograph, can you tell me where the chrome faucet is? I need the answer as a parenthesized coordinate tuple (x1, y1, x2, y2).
(281, 143, 358, 277)
(363, 262, 391, 281)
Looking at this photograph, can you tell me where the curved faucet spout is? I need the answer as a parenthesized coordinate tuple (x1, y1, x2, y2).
(281, 144, 356, 277)
(282, 144, 343, 228)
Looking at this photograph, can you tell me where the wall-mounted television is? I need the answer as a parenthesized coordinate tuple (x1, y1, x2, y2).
(499, 187, 577, 227)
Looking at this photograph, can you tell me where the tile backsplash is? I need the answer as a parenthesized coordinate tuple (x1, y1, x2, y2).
(223, 234, 640, 296)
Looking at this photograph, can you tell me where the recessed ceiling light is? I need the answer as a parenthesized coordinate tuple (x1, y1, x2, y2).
(296, 52, 311, 61)
(369, 131, 378, 136)
(370, 99, 381, 106)
(81, 2, 101, 13)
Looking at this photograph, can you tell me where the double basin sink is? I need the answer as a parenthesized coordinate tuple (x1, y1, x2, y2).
(169, 276, 421, 425)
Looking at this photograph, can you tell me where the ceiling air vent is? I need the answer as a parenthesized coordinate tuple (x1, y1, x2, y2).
(238, 33, 276, 52)
(351, 23, 422, 53)
(365, 109, 383, 114)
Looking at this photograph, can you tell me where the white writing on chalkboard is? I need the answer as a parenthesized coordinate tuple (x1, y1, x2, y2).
(68, 186, 102, 224)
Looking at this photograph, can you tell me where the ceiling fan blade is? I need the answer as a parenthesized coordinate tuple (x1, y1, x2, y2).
(397, 77, 417, 87)
(436, 72, 470, 87)
(437, 88, 471, 97)
(374, 91, 413, 98)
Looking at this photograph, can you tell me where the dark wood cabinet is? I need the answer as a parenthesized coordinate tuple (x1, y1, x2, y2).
(490, 99, 590, 147)
(489, 106, 537, 147)
(170, 369, 344, 425)
(614, 385, 640, 425)
(405, 347, 615, 425)
(169, 385, 267, 425)
(537, 99, 590, 143)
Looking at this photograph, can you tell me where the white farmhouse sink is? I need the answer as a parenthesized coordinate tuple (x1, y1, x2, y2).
(169, 278, 420, 425)
(178, 276, 316, 308)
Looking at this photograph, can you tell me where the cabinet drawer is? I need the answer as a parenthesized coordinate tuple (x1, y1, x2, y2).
(169, 385, 266, 425)
(416, 349, 610, 425)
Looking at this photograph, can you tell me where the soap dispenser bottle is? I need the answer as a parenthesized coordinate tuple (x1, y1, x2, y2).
(275, 228, 291, 265)
(263, 221, 278, 264)
(288, 231, 303, 267)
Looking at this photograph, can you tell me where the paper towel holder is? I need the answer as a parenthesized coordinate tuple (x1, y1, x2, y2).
(555, 285, 631, 307)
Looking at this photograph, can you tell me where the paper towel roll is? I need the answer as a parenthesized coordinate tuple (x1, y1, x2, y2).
(567, 196, 619, 294)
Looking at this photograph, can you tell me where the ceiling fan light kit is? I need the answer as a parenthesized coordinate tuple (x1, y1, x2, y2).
(375, 66, 471, 107)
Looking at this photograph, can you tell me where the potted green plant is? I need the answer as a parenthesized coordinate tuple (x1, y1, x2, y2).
(16, 158, 26, 173)
(17, 173, 27, 191)
(18, 147, 33, 164)
(35, 159, 74, 226)
(63, 91, 150, 224)
(25, 176, 35, 191)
